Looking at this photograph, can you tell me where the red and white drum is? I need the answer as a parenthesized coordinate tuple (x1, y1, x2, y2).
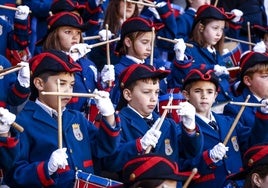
(74, 171, 123, 188)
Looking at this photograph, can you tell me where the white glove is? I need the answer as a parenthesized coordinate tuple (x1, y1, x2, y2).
(93, 89, 115, 116)
(176, 102, 196, 130)
(101, 64, 115, 83)
(148, 7, 160, 20)
(209, 143, 229, 163)
(231, 9, 243, 23)
(0, 107, 16, 134)
(17, 61, 30, 88)
(15, 5, 30, 20)
(253, 41, 267, 53)
(140, 118, 161, 150)
(214, 64, 229, 76)
(98, 29, 114, 41)
(156, 1, 167, 8)
(261, 99, 268, 114)
(174, 38, 186, 61)
(69, 43, 92, 61)
(95, 0, 106, 6)
(48, 148, 68, 175)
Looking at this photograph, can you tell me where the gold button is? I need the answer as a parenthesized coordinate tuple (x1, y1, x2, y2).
(129, 173, 136, 181)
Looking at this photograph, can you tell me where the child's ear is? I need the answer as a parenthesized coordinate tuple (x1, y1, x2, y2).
(124, 37, 132, 48)
(33, 77, 45, 91)
(182, 90, 190, 101)
(252, 173, 263, 187)
(123, 89, 132, 102)
(243, 75, 251, 87)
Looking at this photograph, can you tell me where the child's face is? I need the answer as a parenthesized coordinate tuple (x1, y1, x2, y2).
(183, 81, 217, 118)
(244, 71, 268, 98)
(58, 26, 82, 52)
(35, 72, 75, 110)
(125, 32, 152, 60)
(155, 180, 177, 188)
(119, 0, 136, 20)
(123, 79, 159, 117)
(202, 20, 225, 47)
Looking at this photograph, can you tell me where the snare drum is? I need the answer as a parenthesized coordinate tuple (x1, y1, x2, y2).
(222, 42, 242, 80)
(74, 171, 123, 188)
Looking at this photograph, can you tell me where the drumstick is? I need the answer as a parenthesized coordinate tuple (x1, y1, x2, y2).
(247, 22, 252, 50)
(11, 122, 24, 132)
(162, 105, 180, 110)
(150, 27, 155, 66)
(83, 35, 101, 41)
(143, 0, 155, 5)
(123, 0, 127, 21)
(0, 65, 24, 77)
(0, 5, 32, 13)
(105, 24, 112, 87)
(145, 95, 173, 154)
(41, 91, 99, 98)
(57, 79, 63, 149)
(214, 0, 219, 7)
(182, 168, 198, 188)
(157, 36, 194, 48)
(229, 101, 266, 107)
(226, 67, 240, 71)
(126, 0, 156, 7)
(70, 37, 120, 53)
(225, 36, 256, 46)
(223, 95, 250, 146)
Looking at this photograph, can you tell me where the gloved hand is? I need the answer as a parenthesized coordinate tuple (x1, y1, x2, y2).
(209, 143, 229, 163)
(140, 118, 161, 150)
(148, 1, 167, 20)
(176, 102, 196, 130)
(253, 41, 267, 53)
(101, 64, 115, 83)
(174, 38, 186, 61)
(93, 89, 115, 116)
(214, 64, 229, 76)
(0, 107, 16, 134)
(48, 148, 68, 175)
(15, 5, 30, 20)
(261, 99, 268, 114)
(17, 61, 30, 88)
(155, 1, 167, 8)
(69, 43, 92, 61)
(231, 9, 243, 23)
(95, 0, 106, 6)
(98, 29, 114, 41)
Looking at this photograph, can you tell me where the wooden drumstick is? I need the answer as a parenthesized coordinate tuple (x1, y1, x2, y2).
(11, 122, 24, 132)
(145, 95, 173, 154)
(57, 79, 63, 149)
(105, 24, 112, 87)
(229, 101, 266, 107)
(214, 0, 219, 7)
(226, 67, 240, 71)
(41, 91, 99, 98)
(126, 0, 156, 7)
(150, 27, 155, 66)
(0, 5, 32, 13)
(83, 35, 101, 41)
(157, 36, 194, 48)
(182, 168, 198, 188)
(123, 0, 127, 21)
(225, 36, 256, 46)
(247, 22, 252, 50)
(0, 65, 24, 77)
(70, 37, 120, 53)
(223, 95, 250, 146)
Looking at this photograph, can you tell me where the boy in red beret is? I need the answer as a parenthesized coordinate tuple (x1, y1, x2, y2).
(224, 51, 268, 131)
(181, 64, 268, 188)
(6, 50, 121, 188)
(102, 63, 203, 187)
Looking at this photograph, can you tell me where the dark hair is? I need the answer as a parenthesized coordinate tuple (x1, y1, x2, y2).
(243, 164, 268, 188)
(190, 19, 225, 54)
(128, 179, 165, 188)
(103, 0, 139, 35)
